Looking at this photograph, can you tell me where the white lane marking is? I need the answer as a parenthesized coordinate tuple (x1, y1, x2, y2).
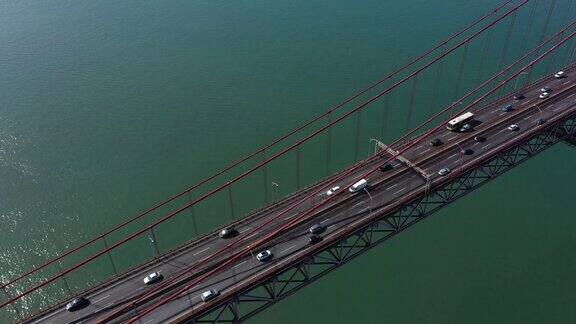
(239, 226, 252, 233)
(284, 214, 296, 220)
(36, 310, 62, 322)
(328, 225, 336, 230)
(280, 245, 296, 254)
(233, 260, 247, 269)
(352, 201, 364, 208)
(481, 144, 491, 150)
(359, 207, 369, 213)
(447, 153, 458, 159)
(320, 218, 330, 224)
(193, 247, 210, 256)
(421, 148, 431, 154)
(447, 135, 457, 140)
(568, 93, 576, 99)
(499, 112, 507, 116)
(387, 183, 399, 190)
(554, 106, 563, 112)
(93, 294, 111, 303)
(523, 115, 532, 120)
(520, 100, 532, 106)
(393, 188, 405, 195)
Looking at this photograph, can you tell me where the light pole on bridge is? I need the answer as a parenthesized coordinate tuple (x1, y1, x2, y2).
(363, 188, 373, 217)
(148, 228, 160, 259)
(271, 182, 279, 202)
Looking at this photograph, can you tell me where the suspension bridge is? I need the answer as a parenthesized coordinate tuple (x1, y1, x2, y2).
(2, 0, 576, 323)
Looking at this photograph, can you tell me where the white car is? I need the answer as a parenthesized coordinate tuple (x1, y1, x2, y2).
(508, 124, 519, 131)
(143, 271, 163, 285)
(200, 289, 219, 302)
(539, 92, 549, 99)
(554, 70, 565, 78)
(326, 186, 340, 196)
(438, 168, 451, 176)
(256, 250, 273, 262)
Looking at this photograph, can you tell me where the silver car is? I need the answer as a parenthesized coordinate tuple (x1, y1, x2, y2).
(143, 271, 163, 285)
(256, 250, 273, 262)
(201, 289, 219, 302)
(438, 168, 451, 176)
(507, 124, 519, 131)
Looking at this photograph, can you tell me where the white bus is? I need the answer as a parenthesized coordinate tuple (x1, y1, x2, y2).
(349, 179, 368, 193)
(446, 112, 474, 131)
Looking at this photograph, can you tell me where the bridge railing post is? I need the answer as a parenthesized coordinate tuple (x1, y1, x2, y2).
(227, 184, 236, 221)
(56, 259, 73, 296)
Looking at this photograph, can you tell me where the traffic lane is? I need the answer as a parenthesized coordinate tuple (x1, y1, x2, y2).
(140, 234, 316, 323)
(268, 170, 423, 247)
(137, 176, 409, 322)
(141, 169, 430, 322)
(406, 71, 574, 157)
(45, 158, 386, 322)
(421, 93, 576, 177)
(409, 82, 576, 172)
(77, 158, 388, 322)
(238, 162, 413, 249)
(85, 161, 390, 322)
(32, 180, 334, 323)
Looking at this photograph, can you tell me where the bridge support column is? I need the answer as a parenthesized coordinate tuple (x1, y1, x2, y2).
(101, 236, 119, 276)
(56, 259, 73, 297)
(187, 193, 200, 238)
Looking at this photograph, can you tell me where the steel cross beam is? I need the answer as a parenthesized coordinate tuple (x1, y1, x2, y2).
(372, 139, 431, 180)
(178, 111, 576, 324)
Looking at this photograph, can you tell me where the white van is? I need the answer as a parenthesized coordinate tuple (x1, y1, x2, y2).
(349, 179, 368, 193)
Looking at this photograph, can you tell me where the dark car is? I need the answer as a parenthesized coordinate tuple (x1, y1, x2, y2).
(537, 118, 546, 125)
(309, 223, 326, 235)
(501, 104, 513, 112)
(430, 138, 442, 147)
(219, 227, 238, 239)
(309, 234, 322, 245)
(513, 93, 524, 100)
(379, 163, 393, 172)
(463, 148, 474, 155)
(66, 297, 90, 312)
(474, 136, 485, 143)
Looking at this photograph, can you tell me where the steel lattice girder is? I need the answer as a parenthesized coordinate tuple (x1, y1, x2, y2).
(183, 112, 576, 324)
